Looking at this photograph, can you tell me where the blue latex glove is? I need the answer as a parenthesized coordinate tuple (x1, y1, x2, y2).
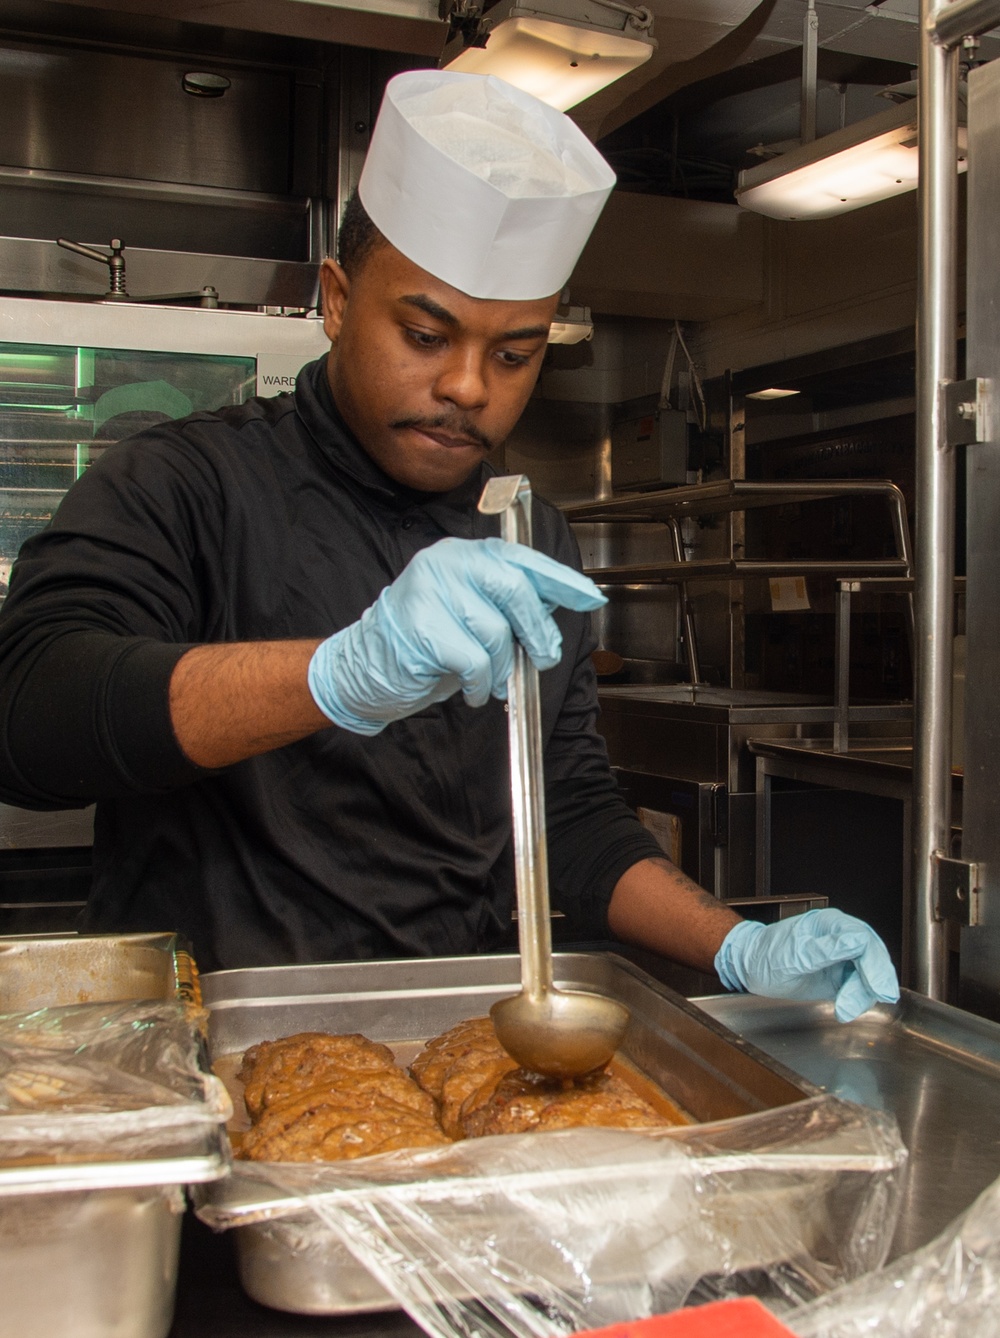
(714, 908, 900, 1023)
(308, 536, 606, 735)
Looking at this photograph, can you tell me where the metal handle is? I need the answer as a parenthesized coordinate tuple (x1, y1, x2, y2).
(56, 237, 128, 296)
(478, 475, 553, 1001)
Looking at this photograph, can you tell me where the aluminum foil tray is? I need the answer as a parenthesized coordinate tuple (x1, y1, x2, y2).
(199, 951, 822, 1314)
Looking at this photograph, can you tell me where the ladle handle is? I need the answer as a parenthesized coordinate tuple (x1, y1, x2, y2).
(486, 478, 554, 1002)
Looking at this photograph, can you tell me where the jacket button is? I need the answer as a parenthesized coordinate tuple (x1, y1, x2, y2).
(401, 516, 414, 529)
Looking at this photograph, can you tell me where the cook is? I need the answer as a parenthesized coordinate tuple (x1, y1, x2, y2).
(0, 70, 897, 1022)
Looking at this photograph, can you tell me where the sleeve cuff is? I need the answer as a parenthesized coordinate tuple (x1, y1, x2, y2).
(4, 631, 207, 803)
(105, 637, 210, 789)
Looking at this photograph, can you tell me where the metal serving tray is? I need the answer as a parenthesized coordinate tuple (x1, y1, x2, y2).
(200, 952, 821, 1315)
(0, 931, 222, 1195)
(0, 932, 226, 1338)
(204, 952, 815, 1125)
(0, 1185, 187, 1338)
(0, 931, 200, 1012)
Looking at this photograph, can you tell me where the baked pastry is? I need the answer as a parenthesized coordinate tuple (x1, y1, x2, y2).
(234, 1016, 678, 1164)
(410, 1017, 674, 1139)
(236, 1031, 447, 1163)
(238, 1031, 397, 1120)
(239, 1082, 449, 1162)
(410, 1017, 518, 1138)
(462, 1066, 674, 1137)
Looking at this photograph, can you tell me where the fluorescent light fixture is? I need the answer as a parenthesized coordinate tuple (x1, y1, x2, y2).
(736, 100, 967, 221)
(548, 304, 593, 343)
(440, 1, 655, 112)
(746, 388, 801, 400)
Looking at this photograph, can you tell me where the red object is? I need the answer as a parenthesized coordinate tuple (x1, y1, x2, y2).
(572, 1297, 798, 1338)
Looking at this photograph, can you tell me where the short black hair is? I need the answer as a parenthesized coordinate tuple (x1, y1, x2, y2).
(337, 189, 387, 279)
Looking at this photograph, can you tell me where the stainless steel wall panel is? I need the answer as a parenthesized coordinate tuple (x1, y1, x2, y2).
(0, 177, 313, 264)
(958, 58, 1000, 1016)
(334, 47, 373, 243)
(290, 73, 324, 203)
(0, 41, 295, 194)
(503, 397, 608, 506)
(0, 238, 321, 309)
(597, 588, 683, 671)
(0, 17, 339, 288)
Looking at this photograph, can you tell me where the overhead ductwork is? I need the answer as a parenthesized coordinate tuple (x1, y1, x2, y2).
(53, 0, 448, 58)
(52, 0, 776, 133)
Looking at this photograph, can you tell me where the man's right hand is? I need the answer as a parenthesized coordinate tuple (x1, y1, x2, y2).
(307, 536, 606, 736)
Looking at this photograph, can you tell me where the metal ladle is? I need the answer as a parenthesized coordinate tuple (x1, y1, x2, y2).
(478, 475, 629, 1078)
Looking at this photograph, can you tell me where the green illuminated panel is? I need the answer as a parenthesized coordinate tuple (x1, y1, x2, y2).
(0, 342, 256, 585)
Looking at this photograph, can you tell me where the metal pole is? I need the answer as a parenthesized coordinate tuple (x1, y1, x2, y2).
(801, 0, 819, 145)
(912, 0, 960, 998)
(335, 48, 371, 238)
(833, 582, 853, 753)
(591, 402, 614, 652)
(932, 0, 1000, 47)
(668, 517, 702, 686)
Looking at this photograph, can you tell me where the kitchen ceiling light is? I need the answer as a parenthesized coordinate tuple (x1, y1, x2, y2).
(439, 1, 655, 112)
(736, 100, 967, 221)
(746, 388, 801, 400)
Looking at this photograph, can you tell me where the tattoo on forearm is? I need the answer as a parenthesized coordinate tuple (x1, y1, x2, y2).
(646, 857, 731, 915)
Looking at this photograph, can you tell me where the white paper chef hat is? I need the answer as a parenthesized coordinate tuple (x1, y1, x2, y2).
(357, 70, 616, 301)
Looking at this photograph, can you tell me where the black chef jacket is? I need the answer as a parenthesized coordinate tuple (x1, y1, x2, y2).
(0, 356, 661, 971)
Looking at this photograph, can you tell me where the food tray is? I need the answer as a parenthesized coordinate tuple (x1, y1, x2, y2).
(0, 932, 222, 1195)
(199, 951, 827, 1314)
(0, 931, 201, 1013)
(0, 936, 227, 1338)
(0, 1184, 187, 1338)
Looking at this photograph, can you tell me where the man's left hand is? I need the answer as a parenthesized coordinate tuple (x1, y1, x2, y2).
(713, 908, 900, 1023)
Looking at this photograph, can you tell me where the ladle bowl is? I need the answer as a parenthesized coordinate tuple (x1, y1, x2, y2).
(491, 988, 630, 1079)
(479, 473, 631, 1079)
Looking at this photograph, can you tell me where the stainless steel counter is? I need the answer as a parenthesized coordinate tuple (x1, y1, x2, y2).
(698, 989, 1000, 1259)
(749, 736, 961, 787)
(598, 687, 912, 901)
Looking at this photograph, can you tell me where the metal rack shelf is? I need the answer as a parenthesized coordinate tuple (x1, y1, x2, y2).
(562, 478, 911, 524)
(564, 477, 913, 693)
(564, 478, 911, 590)
(589, 558, 911, 585)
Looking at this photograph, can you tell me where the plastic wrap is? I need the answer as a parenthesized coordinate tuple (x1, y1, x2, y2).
(0, 1000, 231, 1173)
(788, 1168, 1000, 1337)
(198, 1094, 905, 1335)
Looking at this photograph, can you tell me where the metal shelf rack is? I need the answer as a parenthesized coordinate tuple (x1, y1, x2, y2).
(562, 478, 913, 689)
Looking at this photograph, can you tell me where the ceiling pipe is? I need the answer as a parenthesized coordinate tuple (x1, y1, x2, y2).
(801, 0, 819, 144)
(575, 0, 780, 140)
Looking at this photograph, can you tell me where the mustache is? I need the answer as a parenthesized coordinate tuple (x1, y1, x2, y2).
(391, 415, 495, 453)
